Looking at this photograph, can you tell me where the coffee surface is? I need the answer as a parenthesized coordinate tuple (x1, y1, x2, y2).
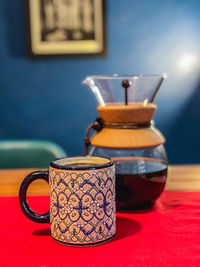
(52, 156, 111, 169)
(66, 163, 98, 167)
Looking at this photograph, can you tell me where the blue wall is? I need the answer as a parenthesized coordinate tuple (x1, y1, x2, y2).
(1, 0, 200, 164)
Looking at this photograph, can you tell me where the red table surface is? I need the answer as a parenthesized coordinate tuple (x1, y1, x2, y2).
(1, 191, 200, 267)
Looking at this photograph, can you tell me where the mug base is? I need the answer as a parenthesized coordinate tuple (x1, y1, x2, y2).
(53, 235, 115, 247)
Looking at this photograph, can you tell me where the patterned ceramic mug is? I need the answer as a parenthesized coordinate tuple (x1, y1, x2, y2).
(19, 156, 116, 246)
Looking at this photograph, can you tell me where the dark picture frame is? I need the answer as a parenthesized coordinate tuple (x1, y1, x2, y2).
(26, 0, 106, 57)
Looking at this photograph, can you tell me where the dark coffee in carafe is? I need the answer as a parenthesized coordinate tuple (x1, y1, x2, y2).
(115, 159, 168, 210)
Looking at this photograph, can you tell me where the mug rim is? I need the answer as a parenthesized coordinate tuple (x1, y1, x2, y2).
(50, 156, 114, 170)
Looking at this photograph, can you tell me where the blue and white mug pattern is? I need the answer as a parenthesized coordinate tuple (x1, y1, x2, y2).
(49, 165, 116, 245)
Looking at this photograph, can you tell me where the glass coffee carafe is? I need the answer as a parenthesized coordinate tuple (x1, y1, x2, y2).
(83, 75, 168, 210)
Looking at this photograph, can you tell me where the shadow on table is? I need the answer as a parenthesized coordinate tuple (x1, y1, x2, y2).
(32, 216, 141, 241)
(114, 216, 141, 241)
(33, 228, 51, 236)
(117, 205, 155, 214)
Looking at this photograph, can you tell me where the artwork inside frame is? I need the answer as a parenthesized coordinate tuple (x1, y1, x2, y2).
(27, 0, 105, 56)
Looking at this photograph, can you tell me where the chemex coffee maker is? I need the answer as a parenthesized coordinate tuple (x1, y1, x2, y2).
(83, 75, 168, 210)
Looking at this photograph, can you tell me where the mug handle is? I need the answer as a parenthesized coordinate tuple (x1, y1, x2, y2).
(19, 171, 50, 223)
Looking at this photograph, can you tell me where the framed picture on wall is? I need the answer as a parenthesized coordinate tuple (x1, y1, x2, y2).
(26, 0, 106, 56)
